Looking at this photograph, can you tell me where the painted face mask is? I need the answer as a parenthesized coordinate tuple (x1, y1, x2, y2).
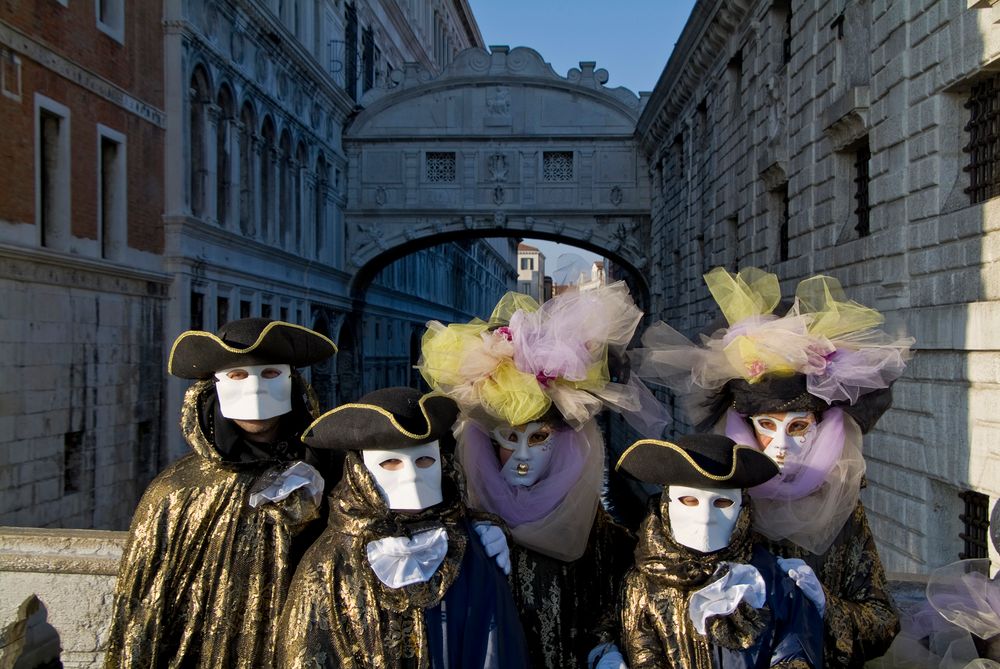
(750, 412, 818, 481)
(667, 485, 743, 553)
(214, 363, 292, 420)
(492, 422, 555, 487)
(362, 441, 443, 512)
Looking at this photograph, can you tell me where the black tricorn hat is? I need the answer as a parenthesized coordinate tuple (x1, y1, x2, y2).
(168, 318, 337, 379)
(302, 387, 459, 451)
(616, 433, 778, 489)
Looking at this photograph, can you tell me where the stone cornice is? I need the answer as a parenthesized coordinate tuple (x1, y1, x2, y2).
(0, 527, 126, 576)
(451, 0, 484, 48)
(353, 46, 644, 127)
(636, 0, 751, 157)
(0, 242, 171, 294)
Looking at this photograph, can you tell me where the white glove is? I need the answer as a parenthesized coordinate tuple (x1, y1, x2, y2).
(777, 557, 826, 616)
(688, 562, 766, 635)
(473, 522, 511, 575)
(587, 642, 628, 669)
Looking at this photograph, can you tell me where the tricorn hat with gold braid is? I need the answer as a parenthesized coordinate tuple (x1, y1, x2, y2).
(616, 433, 778, 489)
(302, 387, 459, 451)
(168, 318, 337, 379)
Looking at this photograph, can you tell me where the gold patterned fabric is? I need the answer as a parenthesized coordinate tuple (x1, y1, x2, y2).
(510, 508, 636, 668)
(103, 378, 324, 669)
(757, 500, 899, 668)
(277, 452, 471, 669)
(621, 495, 759, 669)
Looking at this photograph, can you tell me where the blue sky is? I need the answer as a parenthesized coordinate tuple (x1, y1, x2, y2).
(468, 0, 698, 264)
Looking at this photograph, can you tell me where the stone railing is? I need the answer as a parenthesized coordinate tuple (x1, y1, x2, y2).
(0, 527, 940, 669)
(0, 527, 127, 669)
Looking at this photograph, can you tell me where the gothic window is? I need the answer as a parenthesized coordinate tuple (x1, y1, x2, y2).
(189, 66, 211, 218)
(36, 95, 70, 249)
(98, 125, 126, 260)
(964, 72, 1000, 204)
(362, 26, 375, 92)
(426, 152, 456, 182)
(260, 117, 276, 240)
(279, 130, 293, 247)
(543, 151, 574, 182)
(216, 86, 235, 228)
(238, 102, 256, 235)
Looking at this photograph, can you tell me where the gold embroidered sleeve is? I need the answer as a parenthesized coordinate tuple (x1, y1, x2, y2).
(621, 571, 671, 669)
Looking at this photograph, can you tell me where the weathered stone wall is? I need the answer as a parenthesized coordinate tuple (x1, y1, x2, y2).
(638, 0, 1000, 572)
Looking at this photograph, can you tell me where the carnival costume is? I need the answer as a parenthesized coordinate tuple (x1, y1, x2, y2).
(417, 282, 668, 668)
(633, 267, 914, 668)
(104, 319, 337, 669)
(617, 434, 824, 669)
(277, 387, 529, 669)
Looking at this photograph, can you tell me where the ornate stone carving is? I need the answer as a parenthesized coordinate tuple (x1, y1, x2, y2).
(493, 186, 505, 205)
(486, 86, 510, 116)
(488, 153, 508, 182)
(374, 186, 387, 206)
(493, 211, 506, 226)
(610, 186, 623, 206)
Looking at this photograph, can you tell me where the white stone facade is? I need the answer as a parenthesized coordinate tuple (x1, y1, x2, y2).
(517, 243, 546, 302)
(638, 0, 1000, 572)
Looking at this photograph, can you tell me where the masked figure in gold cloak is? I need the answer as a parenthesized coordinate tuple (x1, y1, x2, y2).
(104, 318, 337, 669)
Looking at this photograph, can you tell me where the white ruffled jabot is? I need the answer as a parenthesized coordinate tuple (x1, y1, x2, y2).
(365, 528, 449, 588)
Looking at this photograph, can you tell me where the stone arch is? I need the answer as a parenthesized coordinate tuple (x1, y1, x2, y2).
(344, 44, 651, 301)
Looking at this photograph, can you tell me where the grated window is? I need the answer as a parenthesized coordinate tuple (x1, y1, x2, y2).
(959, 489, 990, 559)
(853, 139, 871, 237)
(964, 73, 1000, 204)
(426, 152, 456, 182)
(543, 151, 574, 182)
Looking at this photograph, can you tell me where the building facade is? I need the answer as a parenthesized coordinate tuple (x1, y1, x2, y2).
(0, 1, 168, 530)
(516, 242, 546, 302)
(0, 0, 514, 530)
(638, 0, 1000, 572)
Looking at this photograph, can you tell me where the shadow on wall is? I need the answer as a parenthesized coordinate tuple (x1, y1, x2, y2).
(0, 595, 60, 669)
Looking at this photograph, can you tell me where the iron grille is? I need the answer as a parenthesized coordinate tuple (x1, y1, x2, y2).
(964, 73, 1000, 204)
(853, 140, 871, 237)
(543, 151, 574, 182)
(426, 152, 456, 182)
(779, 185, 790, 261)
(959, 489, 990, 559)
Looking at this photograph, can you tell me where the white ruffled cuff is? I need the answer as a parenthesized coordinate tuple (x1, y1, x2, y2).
(248, 461, 324, 508)
(688, 562, 766, 635)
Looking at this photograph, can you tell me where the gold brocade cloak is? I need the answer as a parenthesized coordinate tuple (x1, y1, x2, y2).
(104, 378, 323, 669)
(621, 495, 772, 669)
(757, 500, 899, 669)
(511, 508, 636, 669)
(277, 452, 469, 669)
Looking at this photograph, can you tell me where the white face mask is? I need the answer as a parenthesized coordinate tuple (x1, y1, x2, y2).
(492, 422, 555, 487)
(214, 363, 292, 420)
(363, 441, 443, 511)
(750, 412, 818, 480)
(667, 485, 742, 553)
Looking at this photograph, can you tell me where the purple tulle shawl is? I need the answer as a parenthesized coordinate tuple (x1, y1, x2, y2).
(461, 423, 586, 527)
(725, 407, 846, 501)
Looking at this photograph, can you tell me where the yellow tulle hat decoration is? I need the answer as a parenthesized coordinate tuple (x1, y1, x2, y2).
(704, 266, 781, 325)
(488, 291, 540, 327)
(417, 320, 491, 389)
(477, 360, 552, 426)
(795, 275, 883, 341)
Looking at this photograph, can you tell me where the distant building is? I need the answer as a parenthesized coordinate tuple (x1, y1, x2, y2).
(517, 242, 546, 303)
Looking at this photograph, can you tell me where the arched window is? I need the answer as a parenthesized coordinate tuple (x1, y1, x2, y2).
(189, 66, 211, 217)
(295, 141, 307, 253)
(216, 85, 235, 228)
(238, 101, 256, 236)
(260, 116, 276, 241)
(314, 153, 328, 259)
(278, 130, 292, 247)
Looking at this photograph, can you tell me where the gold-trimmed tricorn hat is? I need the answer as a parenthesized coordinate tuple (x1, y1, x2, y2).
(616, 433, 778, 488)
(168, 318, 337, 379)
(302, 387, 459, 451)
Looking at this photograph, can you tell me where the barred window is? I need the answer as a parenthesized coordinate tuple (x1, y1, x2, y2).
(964, 73, 1000, 204)
(853, 139, 871, 237)
(776, 184, 790, 262)
(426, 152, 456, 182)
(959, 489, 990, 559)
(543, 151, 574, 182)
